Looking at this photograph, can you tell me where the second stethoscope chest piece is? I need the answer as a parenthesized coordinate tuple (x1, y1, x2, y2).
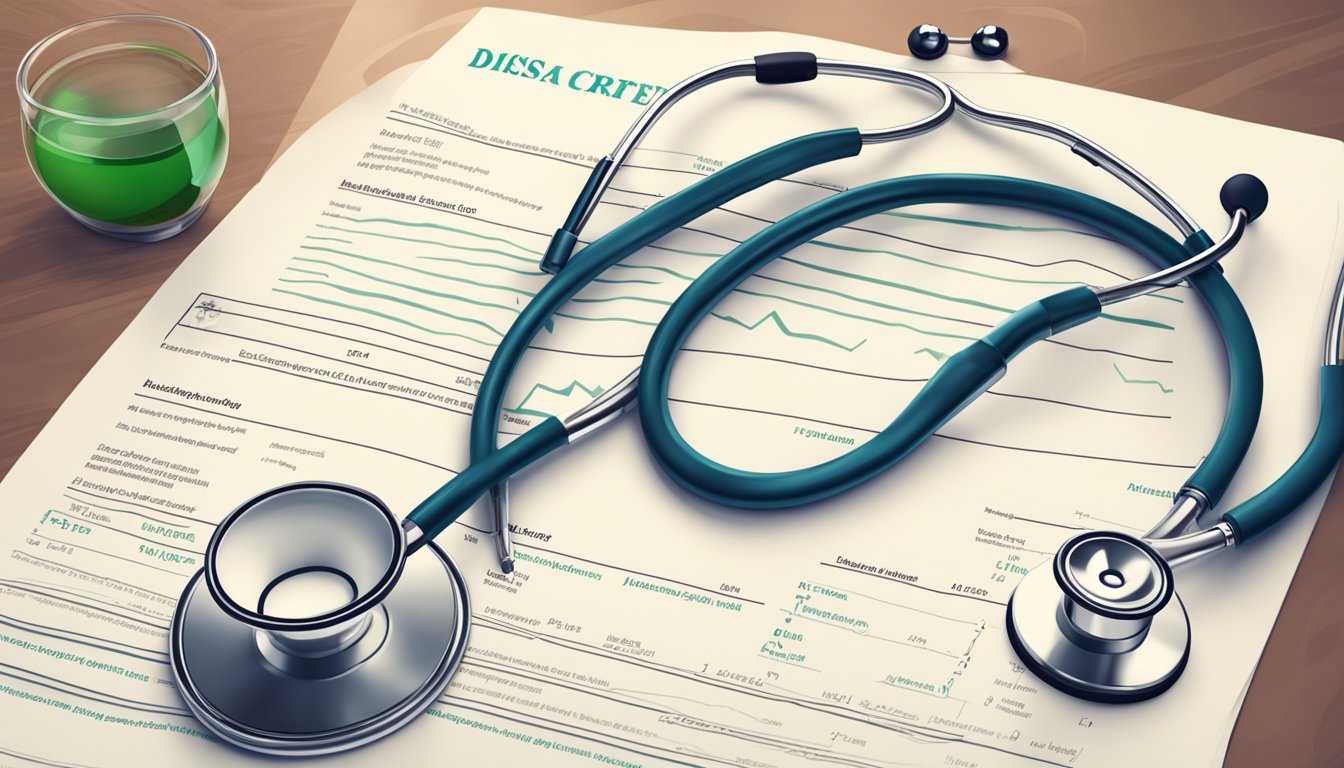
(1007, 531, 1189, 702)
(171, 483, 470, 755)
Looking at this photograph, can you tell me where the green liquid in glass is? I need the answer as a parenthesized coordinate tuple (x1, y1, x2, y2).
(27, 44, 227, 227)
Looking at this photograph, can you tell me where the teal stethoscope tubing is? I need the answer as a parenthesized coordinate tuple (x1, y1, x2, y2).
(643, 175, 1344, 542)
(409, 128, 865, 540)
(419, 131, 1279, 544)
(637, 175, 1261, 509)
(1225, 363, 1344, 542)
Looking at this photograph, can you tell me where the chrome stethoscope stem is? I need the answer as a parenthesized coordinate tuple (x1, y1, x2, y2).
(1145, 522, 1237, 568)
(490, 368, 641, 569)
(1094, 208, 1248, 305)
(1143, 222, 1344, 567)
(1325, 247, 1344, 365)
(947, 86, 1201, 239)
(572, 58, 957, 238)
(818, 58, 953, 143)
(1143, 488, 1211, 540)
(581, 63, 1205, 244)
(561, 367, 642, 442)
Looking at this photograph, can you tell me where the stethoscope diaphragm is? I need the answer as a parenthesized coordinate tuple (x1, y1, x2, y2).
(1006, 531, 1190, 703)
(170, 483, 470, 755)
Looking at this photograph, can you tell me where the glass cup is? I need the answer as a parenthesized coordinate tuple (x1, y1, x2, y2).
(17, 15, 228, 242)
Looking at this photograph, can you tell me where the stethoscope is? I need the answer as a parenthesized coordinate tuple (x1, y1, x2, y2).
(168, 49, 1344, 755)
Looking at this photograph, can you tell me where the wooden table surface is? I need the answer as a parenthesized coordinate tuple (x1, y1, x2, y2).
(3, 1, 1343, 765)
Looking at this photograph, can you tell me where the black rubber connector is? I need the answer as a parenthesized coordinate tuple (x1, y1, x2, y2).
(754, 52, 818, 84)
(1219, 173, 1269, 222)
(539, 230, 578, 275)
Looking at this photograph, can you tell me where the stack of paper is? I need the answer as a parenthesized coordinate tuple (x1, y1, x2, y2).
(0, 10, 1340, 767)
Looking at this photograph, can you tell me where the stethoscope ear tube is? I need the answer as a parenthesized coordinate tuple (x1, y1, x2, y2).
(471, 130, 866, 511)
(406, 416, 569, 543)
(1176, 237, 1264, 507)
(540, 157, 613, 274)
(1220, 364, 1344, 543)
(636, 174, 1261, 511)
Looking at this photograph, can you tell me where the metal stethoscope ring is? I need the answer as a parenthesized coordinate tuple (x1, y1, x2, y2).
(172, 483, 468, 755)
(1007, 532, 1190, 702)
(1005, 249, 1344, 702)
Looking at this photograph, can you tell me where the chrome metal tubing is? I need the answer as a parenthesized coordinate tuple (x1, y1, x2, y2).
(1144, 522, 1235, 569)
(570, 61, 755, 237)
(562, 368, 641, 443)
(1143, 488, 1212, 540)
(489, 484, 513, 573)
(813, 59, 954, 144)
(488, 368, 640, 571)
(570, 59, 955, 237)
(1326, 250, 1344, 365)
(575, 62, 1203, 259)
(1094, 209, 1247, 305)
(947, 87, 1200, 239)
(402, 518, 425, 555)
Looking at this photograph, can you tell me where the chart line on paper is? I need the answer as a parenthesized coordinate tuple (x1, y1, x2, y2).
(599, 184, 1182, 300)
(324, 213, 544, 255)
(276, 278, 509, 336)
(505, 380, 606, 417)
(272, 288, 499, 347)
(294, 252, 538, 298)
(1113, 363, 1174, 393)
(597, 199, 1177, 324)
(316, 223, 540, 265)
(187, 294, 1170, 424)
(710, 310, 868, 352)
(313, 209, 1180, 363)
(290, 257, 526, 315)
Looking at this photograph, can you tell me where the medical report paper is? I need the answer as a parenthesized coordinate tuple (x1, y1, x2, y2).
(2, 9, 1342, 768)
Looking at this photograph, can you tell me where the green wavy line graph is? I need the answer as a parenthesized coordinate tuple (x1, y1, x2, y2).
(505, 380, 606, 417)
(276, 277, 508, 337)
(282, 212, 1182, 356)
(324, 214, 541, 255)
(297, 246, 981, 341)
(317, 223, 537, 266)
(294, 256, 522, 317)
(322, 213, 1181, 307)
(710, 309, 867, 352)
(270, 288, 496, 347)
(1113, 363, 1173, 394)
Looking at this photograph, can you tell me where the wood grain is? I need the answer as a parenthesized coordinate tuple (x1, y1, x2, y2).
(2, 2, 1342, 765)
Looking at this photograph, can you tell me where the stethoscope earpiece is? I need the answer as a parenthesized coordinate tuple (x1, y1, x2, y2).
(907, 23, 1009, 60)
(970, 25, 1009, 59)
(906, 24, 950, 60)
(1220, 173, 1269, 222)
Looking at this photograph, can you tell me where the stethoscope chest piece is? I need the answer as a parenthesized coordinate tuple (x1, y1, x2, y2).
(1006, 531, 1190, 703)
(170, 483, 470, 755)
